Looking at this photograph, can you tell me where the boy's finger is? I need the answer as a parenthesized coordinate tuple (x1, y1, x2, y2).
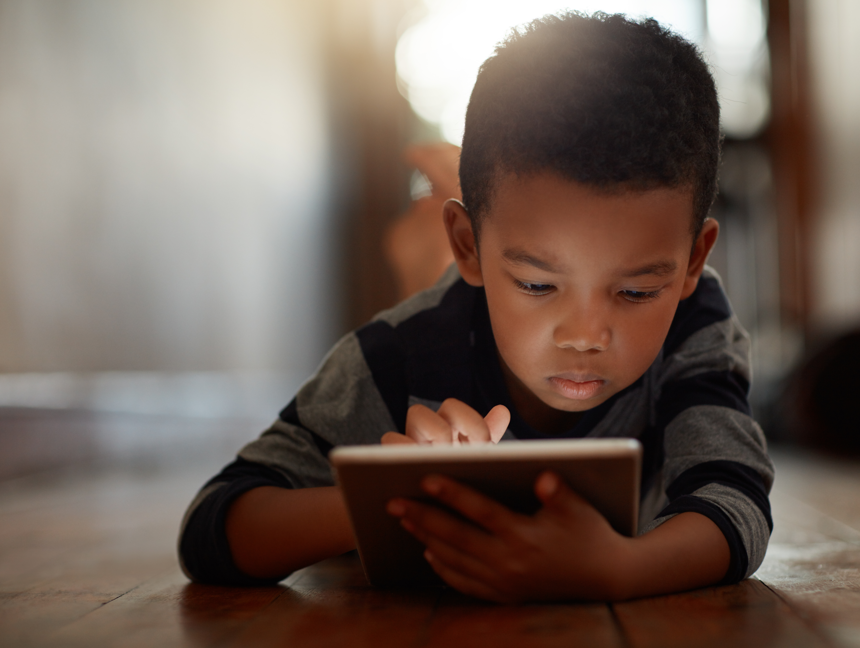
(423, 549, 509, 603)
(437, 398, 491, 444)
(394, 499, 490, 558)
(534, 471, 592, 517)
(380, 431, 417, 445)
(484, 405, 510, 443)
(405, 404, 454, 444)
(422, 474, 522, 536)
(420, 533, 506, 589)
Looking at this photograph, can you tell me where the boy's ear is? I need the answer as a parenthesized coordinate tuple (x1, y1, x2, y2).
(442, 199, 483, 287)
(681, 218, 719, 299)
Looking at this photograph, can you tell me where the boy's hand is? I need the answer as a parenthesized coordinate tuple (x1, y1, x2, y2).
(381, 399, 510, 446)
(386, 471, 630, 603)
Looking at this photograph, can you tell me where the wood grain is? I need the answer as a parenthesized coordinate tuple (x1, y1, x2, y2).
(46, 569, 286, 648)
(2, 414, 860, 648)
(226, 554, 439, 648)
(758, 448, 860, 648)
(423, 591, 622, 648)
(613, 579, 832, 648)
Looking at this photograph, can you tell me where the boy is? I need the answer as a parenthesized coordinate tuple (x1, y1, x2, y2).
(179, 12, 773, 602)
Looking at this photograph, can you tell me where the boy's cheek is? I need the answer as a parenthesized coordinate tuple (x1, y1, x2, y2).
(488, 287, 678, 412)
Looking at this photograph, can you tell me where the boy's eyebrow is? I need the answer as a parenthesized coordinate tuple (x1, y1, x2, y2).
(620, 261, 678, 278)
(502, 248, 562, 272)
(503, 249, 678, 278)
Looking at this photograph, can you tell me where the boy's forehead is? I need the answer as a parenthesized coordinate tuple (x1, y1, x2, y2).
(483, 172, 697, 238)
(479, 173, 697, 266)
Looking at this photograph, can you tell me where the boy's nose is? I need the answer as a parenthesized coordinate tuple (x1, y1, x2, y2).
(553, 301, 611, 352)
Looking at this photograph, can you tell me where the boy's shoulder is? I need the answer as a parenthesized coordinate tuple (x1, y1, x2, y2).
(346, 265, 489, 430)
(668, 265, 730, 334)
(370, 263, 470, 327)
(662, 266, 746, 361)
(654, 265, 752, 413)
(357, 264, 479, 357)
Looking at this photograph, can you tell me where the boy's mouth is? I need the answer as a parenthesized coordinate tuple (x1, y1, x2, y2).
(548, 375, 604, 400)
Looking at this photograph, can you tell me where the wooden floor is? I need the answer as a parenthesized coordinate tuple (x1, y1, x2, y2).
(1, 410, 859, 647)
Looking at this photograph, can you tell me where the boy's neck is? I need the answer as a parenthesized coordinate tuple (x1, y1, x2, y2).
(497, 351, 585, 435)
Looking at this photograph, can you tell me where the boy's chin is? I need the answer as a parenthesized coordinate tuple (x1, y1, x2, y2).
(537, 390, 613, 414)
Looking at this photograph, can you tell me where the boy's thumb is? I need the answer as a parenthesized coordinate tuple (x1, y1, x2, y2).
(484, 405, 510, 443)
(534, 471, 585, 514)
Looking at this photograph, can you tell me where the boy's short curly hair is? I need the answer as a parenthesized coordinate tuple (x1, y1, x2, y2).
(459, 12, 721, 240)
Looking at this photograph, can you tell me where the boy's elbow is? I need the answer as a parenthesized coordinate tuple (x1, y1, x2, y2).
(178, 522, 289, 586)
(178, 484, 290, 587)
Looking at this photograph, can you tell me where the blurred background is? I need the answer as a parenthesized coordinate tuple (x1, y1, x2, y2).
(0, 0, 858, 477)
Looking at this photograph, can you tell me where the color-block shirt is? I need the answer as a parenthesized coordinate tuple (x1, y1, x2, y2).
(179, 265, 774, 586)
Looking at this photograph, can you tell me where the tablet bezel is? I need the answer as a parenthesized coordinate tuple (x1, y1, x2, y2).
(331, 438, 642, 587)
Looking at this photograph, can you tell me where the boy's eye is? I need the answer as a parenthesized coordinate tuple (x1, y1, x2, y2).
(621, 289, 661, 303)
(513, 279, 554, 296)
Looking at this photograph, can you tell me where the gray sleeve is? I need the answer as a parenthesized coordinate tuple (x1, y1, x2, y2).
(657, 406, 773, 578)
(237, 331, 397, 488)
(642, 314, 775, 581)
(178, 330, 402, 585)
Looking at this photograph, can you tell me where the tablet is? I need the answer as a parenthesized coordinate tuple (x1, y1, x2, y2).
(330, 438, 642, 587)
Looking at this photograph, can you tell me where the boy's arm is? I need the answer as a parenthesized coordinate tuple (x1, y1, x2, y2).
(389, 471, 729, 602)
(224, 397, 510, 579)
(639, 270, 774, 585)
(617, 511, 730, 599)
(180, 329, 406, 585)
(225, 486, 355, 579)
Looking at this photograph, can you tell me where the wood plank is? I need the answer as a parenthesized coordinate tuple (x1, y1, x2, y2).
(225, 554, 440, 648)
(612, 579, 832, 648)
(422, 591, 622, 648)
(43, 568, 286, 648)
(769, 489, 860, 548)
(760, 481, 860, 648)
(235, 553, 622, 648)
(0, 459, 216, 646)
(759, 541, 860, 646)
(0, 552, 177, 647)
(0, 469, 199, 583)
(770, 448, 860, 532)
(4, 431, 860, 648)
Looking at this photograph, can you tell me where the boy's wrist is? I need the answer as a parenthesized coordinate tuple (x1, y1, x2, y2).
(598, 535, 639, 602)
(597, 512, 731, 601)
(594, 532, 669, 602)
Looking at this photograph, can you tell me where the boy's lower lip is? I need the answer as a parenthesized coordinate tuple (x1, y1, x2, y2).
(548, 377, 604, 400)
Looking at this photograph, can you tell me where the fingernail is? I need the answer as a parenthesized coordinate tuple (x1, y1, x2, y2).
(387, 499, 406, 516)
(424, 549, 435, 563)
(542, 472, 558, 496)
(423, 477, 442, 495)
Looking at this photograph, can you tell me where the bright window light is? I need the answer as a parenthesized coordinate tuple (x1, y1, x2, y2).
(396, 0, 769, 142)
(705, 0, 770, 138)
(707, 0, 764, 53)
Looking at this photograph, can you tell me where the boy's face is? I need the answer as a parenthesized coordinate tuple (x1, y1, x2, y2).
(445, 174, 718, 433)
